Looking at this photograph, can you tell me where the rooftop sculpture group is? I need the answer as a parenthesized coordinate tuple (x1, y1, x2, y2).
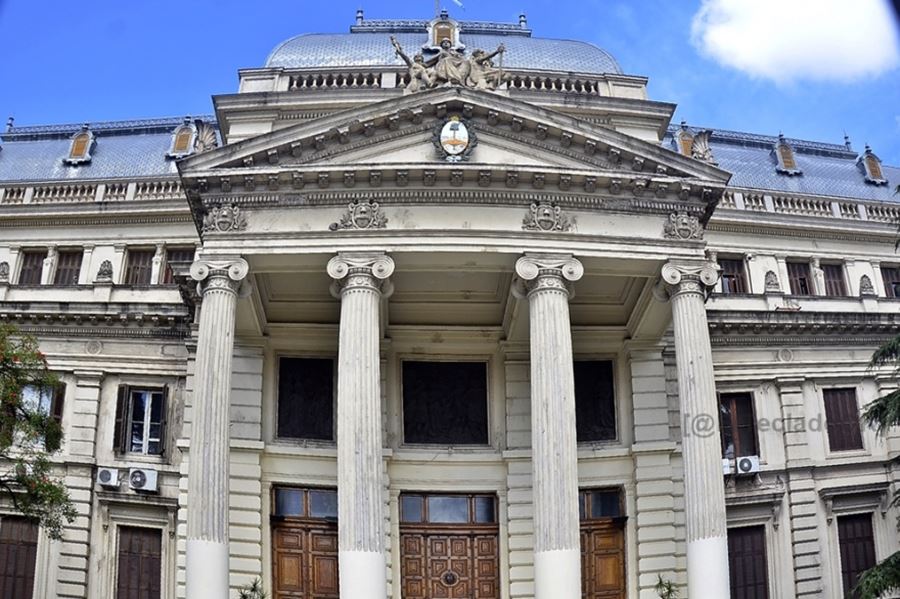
(391, 36, 508, 92)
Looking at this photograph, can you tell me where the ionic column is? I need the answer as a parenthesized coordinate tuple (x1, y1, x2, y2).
(185, 258, 249, 599)
(514, 254, 584, 599)
(327, 252, 394, 599)
(660, 260, 730, 597)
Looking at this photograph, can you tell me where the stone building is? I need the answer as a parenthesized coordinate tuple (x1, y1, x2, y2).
(0, 11, 898, 599)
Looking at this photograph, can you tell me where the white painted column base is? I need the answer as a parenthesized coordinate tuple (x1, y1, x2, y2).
(687, 535, 730, 598)
(535, 548, 581, 599)
(186, 539, 229, 599)
(339, 550, 386, 599)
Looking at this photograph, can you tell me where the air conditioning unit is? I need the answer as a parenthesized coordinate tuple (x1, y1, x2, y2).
(736, 455, 761, 476)
(722, 458, 735, 476)
(128, 468, 159, 493)
(97, 467, 120, 488)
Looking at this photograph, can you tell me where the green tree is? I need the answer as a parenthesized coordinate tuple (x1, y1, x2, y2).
(0, 325, 76, 540)
(853, 335, 900, 598)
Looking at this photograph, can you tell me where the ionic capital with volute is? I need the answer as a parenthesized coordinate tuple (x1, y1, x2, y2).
(660, 260, 720, 298)
(327, 252, 395, 297)
(189, 258, 250, 296)
(513, 254, 584, 299)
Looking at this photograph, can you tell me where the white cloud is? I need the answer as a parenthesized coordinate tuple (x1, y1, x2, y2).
(690, 0, 900, 84)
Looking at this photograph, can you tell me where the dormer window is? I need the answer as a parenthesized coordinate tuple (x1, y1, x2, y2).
(166, 118, 197, 159)
(63, 124, 94, 165)
(858, 145, 888, 185)
(675, 123, 693, 157)
(774, 134, 802, 176)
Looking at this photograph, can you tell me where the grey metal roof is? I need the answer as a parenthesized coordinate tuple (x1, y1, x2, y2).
(0, 116, 216, 183)
(664, 127, 899, 203)
(265, 32, 623, 75)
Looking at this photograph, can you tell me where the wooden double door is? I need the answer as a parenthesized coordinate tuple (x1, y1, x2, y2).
(272, 522, 339, 599)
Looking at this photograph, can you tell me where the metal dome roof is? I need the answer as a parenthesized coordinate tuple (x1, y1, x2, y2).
(265, 30, 623, 76)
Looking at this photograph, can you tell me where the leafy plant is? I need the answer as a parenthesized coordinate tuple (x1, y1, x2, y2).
(655, 574, 679, 599)
(237, 578, 268, 599)
(0, 325, 75, 539)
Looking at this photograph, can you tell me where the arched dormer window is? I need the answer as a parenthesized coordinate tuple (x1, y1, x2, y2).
(858, 145, 888, 185)
(63, 124, 94, 165)
(166, 118, 197, 159)
(773, 134, 802, 176)
(675, 122, 693, 157)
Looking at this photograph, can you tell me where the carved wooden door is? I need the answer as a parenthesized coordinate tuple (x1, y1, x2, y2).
(580, 521, 625, 599)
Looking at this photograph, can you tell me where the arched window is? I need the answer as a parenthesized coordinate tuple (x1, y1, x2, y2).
(773, 134, 801, 175)
(166, 119, 196, 159)
(858, 145, 888, 185)
(675, 122, 693, 157)
(63, 125, 94, 165)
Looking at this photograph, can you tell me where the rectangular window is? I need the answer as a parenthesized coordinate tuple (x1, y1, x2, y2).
(822, 264, 847, 297)
(0, 517, 38, 599)
(881, 266, 900, 298)
(574, 360, 616, 442)
(123, 250, 154, 286)
(21, 384, 65, 452)
(787, 261, 812, 295)
(399, 493, 497, 524)
(161, 247, 194, 285)
(719, 258, 748, 294)
(402, 361, 488, 445)
(719, 392, 758, 459)
(53, 250, 82, 285)
(823, 388, 863, 452)
(17, 250, 46, 286)
(114, 386, 167, 455)
(277, 357, 334, 441)
(116, 526, 162, 599)
(837, 513, 876, 599)
(727, 525, 770, 599)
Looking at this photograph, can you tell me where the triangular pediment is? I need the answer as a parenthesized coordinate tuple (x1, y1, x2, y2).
(179, 87, 731, 186)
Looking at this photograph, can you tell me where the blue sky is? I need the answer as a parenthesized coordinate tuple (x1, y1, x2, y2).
(1, 0, 898, 164)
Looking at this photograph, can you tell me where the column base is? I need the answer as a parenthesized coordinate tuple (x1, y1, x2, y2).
(339, 550, 386, 599)
(687, 535, 730, 597)
(186, 539, 229, 599)
(535, 548, 581, 599)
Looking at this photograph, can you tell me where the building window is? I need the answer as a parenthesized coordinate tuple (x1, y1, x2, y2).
(277, 357, 334, 441)
(161, 247, 194, 284)
(116, 526, 162, 599)
(166, 120, 196, 159)
(400, 493, 497, 524)
(579, 489, 626, 599)
(858, 145, 888, 186)
(881, 266, 900, 298)
(823, 388, 863, 452)
(17, 250, 46, 285)
(837, 513, 877, 598)
(0, 516, 39, 598)
(114, 386, 167, 455)
(402, 361, 488, 445)
(822, 264, 847, 297)
(787, 261, 812, 295)
(773, 134, 802, 176)
(574, 360, 616, 442)
(719, 258, 748, 294)
(63, 125, 94, 165)
(727, 526, 770, 599)
(719, 392, 758, 459)
(21, 384, 65, 452)
(123, 250, 154, 286)
(53, 250, 82, 285)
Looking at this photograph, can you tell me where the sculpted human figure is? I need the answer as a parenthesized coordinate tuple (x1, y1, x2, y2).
(468, 44, 507, 89)
(432, 39, 471, 86)
(391, 36, 435, 91)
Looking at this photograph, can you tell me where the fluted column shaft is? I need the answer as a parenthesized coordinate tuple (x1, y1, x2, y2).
(328, 253, 394, 599)
(662, 260, 731, 598)
(185, 258, 249, 599)
(515, 254, 584, 599)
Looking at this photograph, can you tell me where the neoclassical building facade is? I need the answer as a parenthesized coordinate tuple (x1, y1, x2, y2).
(0, 12, 898, 599)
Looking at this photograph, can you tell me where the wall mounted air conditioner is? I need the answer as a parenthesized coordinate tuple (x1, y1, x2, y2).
(97, 467, 120, 488)
(722, 458, 735, 476)
(128, 468, 159, 493)
(736, 455, 761, 475)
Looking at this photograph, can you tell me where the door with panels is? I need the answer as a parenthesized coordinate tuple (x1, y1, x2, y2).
(400, 493, 500, 599)
(580, 489, 626, 599)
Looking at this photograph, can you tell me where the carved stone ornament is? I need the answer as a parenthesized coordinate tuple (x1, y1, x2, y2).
(330, 199, 388, 231)
(391, 34, 509, 92)
(859, 274, 876, 296)
(190, 258, 250, 297)
(765, 270, 782, 293)
(95, 260, 114, 283)
(663, 212, 703, 240)
(202, 204, 247, 233)
(327, 253, 395, 298)
(0, 261, 8, 283)
(433, 115, 477, 162)
(193, 119, 219, 153)
(691, 130, 717, 164)
(512, 254, 584, 299)
(660, 261, 720, 298)
(523, 202, 573, 232)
